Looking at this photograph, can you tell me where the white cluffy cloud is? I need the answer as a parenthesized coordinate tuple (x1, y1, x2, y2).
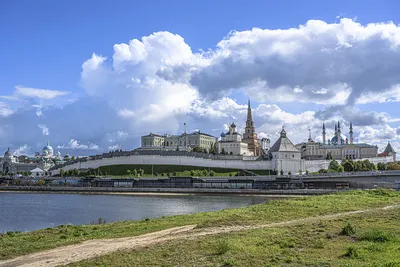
(57, 139, 100, 150)
(1, 18, 400, 155)
(15, 86, 70, 99)
(38, 124, 50, 136)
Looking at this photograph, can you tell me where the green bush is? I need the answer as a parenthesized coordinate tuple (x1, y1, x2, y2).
(340, 222, 356, 236)
(343, 246, 360, 259)
(358, 230, 392, 243)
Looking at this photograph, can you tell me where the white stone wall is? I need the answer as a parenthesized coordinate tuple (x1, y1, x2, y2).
(52, 154, 394, 176)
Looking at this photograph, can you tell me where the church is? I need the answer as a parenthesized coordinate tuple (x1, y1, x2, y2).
(217, 100, 270, 156)
(0, 141, 64, 175)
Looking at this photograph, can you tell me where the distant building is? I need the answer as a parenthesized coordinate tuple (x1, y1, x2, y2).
(378, 142, 397, 161)
(0, 141, 65, 175)
(296, 122, 378, 160)
(217, 122, 252, 155)
(140, 130, 217, 152)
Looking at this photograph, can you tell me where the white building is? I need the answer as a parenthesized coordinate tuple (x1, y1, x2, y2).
(269, 126, 303, 174)
(30, 168, 45, 177)
(217, 122, 252, 155)
(140, 130, 217, 152)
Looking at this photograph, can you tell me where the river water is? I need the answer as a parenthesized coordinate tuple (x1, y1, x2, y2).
(0, 192, 270, 233)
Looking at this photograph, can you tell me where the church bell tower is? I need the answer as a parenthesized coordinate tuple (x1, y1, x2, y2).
(242, 99, 260, 156)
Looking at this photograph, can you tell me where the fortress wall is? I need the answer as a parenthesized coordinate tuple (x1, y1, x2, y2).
(51, 155, 394, 175)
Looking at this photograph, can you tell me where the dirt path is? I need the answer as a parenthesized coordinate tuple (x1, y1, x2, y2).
(1, 204, 399, 267)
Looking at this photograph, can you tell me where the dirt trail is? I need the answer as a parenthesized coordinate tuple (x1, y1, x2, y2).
(1, 204, 399, 267)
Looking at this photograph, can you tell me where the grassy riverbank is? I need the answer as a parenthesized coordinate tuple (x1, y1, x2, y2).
(70, 203, 400, 267)
(1, 190, 400, 262)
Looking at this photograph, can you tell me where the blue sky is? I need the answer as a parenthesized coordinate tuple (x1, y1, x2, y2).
(1, 0, 400, 155)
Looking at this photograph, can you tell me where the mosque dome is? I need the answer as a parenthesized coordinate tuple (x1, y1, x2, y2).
(230, 122, 236, 128)
(4, 147, 12, 158)
(331, 134, 346, 145)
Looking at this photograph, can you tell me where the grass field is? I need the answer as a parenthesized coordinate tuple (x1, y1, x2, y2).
(69, 203, 400, 266)
(1, 189, 400, 262)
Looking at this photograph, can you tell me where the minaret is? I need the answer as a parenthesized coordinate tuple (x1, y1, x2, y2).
(322, 123, 326, 144)
(337, 120, 341, 144)
(308, 128, 312, 142)
(349, 122, 353, 144)
(242, 98, 258, 156)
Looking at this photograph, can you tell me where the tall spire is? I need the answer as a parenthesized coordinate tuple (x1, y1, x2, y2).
(349, 122, 354, 144)
(337, 120, 342, 144)
(247, 98, 252, 122)
(322, 123, 326, 144)
(308, 128, 312, 142)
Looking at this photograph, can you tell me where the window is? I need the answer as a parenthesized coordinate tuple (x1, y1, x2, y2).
(292, 154, 294, 158)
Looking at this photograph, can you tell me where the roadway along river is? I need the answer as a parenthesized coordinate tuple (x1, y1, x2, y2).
(0, 192, 271, 233)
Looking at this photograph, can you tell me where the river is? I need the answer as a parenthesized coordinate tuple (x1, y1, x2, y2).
(0, 192, 271, 233)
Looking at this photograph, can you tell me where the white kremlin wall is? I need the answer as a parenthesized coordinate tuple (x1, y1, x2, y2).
(51, 154, 395, 175)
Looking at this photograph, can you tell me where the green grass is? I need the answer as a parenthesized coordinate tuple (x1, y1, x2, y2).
(98, 164, 241, 177)
(1, 189, 400, 261)
(69, 203, 400, 267)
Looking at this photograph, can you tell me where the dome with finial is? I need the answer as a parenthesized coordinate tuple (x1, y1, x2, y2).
(230, 122, 236, 128)
(42, 141, 54, 156)
(4, 147, 12, 158)
(220, 132, 226, 137)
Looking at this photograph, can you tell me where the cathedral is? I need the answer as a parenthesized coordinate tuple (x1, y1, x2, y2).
(296, 122, 379, 160)
(0, 141, 64, 175)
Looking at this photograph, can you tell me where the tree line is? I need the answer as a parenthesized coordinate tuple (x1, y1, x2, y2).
(318, 159, 400, 173)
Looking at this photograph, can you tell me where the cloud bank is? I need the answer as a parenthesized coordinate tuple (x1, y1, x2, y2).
(2, 18, 400, 155)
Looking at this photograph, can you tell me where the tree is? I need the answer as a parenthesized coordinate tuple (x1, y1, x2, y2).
(280, 169, 284, 175)
(192, 146, 203, 153)
(305, 170, 309, 175)
(288, 171, 292, 175)
(132, 169, 138, 177)
(377, 162, 387, 171)
(328, 160, 341, 172)
(386, 162, 400, 170)
(209, 170, 215, 176)
(341, 159, 355, 172)
(221, 148, 226, 155)
(127, 170, 131, 176)
(298, 170, 302, 175)
(71, 156, 76, 161)
(138, 169, 144, 176)
(190, 170, 195, 176)
(326, 152, 333, 160)
(59, 169, 64, 177)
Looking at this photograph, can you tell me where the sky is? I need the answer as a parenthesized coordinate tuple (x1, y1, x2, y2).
(1, 0, 400, 156)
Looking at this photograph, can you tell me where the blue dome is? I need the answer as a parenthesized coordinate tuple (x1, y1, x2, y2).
(220, 132, 226, 137)
(331, 134, 346, 145)
(42, 141, 53, 153)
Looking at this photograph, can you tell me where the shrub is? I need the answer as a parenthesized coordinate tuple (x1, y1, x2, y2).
(215, 239, 231, 255)
(358, 230, 392, 243)
(209, 170, 215, 176)
(340, 222, 356, 236)
(343, 246, 360, 259)
(190, 170, 195, 176)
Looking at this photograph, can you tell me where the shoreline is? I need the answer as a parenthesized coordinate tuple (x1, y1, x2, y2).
(0, 186, 338, 196)
(0, 190, 302, 197)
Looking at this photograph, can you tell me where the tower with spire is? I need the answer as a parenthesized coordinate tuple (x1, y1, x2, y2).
(349, 122, 353, 144)
(322, 123, 326, 144)
(337, 121, 342, 144)
(242, 98, 260, 156)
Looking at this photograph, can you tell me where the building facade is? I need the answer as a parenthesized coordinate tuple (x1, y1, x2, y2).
(217, 122, 252, 155)
(296, 122, 379, 160)
(140, 131, 217, 152)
